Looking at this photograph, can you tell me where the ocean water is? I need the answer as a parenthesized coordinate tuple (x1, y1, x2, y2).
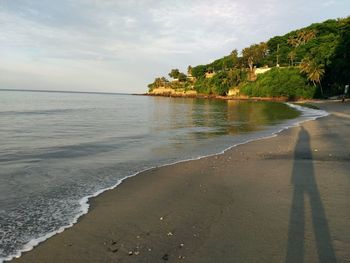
(0, 90, 327, 262)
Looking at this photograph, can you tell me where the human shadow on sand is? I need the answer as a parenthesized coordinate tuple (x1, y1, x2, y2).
(286, 127, 336, 263)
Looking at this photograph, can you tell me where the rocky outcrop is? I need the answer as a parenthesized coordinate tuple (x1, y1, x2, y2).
(148, 87, 197, 97)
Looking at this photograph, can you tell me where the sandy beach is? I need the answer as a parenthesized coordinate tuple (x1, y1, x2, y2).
(11, 101, 350, 263)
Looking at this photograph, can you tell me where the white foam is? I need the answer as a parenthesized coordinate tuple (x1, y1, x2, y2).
(0, 102, 329, 263)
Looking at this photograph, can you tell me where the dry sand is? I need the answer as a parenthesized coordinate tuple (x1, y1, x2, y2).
(12, 101, 350, 263)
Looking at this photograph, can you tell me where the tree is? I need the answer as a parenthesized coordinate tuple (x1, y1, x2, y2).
(240, 68, 315, 99)
(242, 42, 268, 72)
(178, 73, 187, 82)
(324, 17, 350, 92)
(231, 49, 238, 57)
(288, 50, 296, 66)
(287, 30, 317, 47)
(287, 36, 299, 48)
(148, 76, 170, 91)
(191, 65, 207, 78)
(303, 30, 317, 43)
(160, 77, 169, 85)
(226, 68, 241, 86)
(168, 69, 180, 79)
(242, 47, 254, 72)
(300, 58, 325, 95)
(231, 49, 238, 66)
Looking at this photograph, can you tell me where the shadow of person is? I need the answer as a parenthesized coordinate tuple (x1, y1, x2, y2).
(286, 127, 336, 263)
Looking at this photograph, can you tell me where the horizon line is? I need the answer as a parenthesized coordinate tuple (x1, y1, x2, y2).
(0, 88, 142, 96)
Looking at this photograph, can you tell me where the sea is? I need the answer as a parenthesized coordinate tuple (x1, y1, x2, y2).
(0, 90, 328, 262)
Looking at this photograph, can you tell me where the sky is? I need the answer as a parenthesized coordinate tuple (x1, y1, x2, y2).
(0, 0, 349, 94)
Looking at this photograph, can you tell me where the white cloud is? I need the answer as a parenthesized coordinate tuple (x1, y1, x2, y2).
(0, 0, 349, 93)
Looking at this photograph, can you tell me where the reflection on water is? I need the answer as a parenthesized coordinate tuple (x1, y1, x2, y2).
(150, 97, 299, 141)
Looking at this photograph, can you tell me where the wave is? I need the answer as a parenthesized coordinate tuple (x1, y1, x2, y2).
(0, 103, 329, 263)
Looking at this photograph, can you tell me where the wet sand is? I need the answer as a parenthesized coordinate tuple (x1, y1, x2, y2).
(12, 101, 350, 263)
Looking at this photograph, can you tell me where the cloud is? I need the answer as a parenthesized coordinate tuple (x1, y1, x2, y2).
(0, 0, 349, 93)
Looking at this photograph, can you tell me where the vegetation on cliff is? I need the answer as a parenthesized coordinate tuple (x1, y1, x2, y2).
(240, 68, 315, 100)
(148, 17, 350, 99)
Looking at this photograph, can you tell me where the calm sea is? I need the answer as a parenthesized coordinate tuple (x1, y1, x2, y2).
(0, 90, 327, 262)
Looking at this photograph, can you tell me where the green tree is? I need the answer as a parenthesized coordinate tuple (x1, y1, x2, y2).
(178, 73, 187, 82)
(288, 50, 296, 66)
(287, 29, 317, 47)
(168, 69, 180, 79)
(300, 58, 325, 95)
(148, 76, 170, 91)
(230, 49, 239, 67)
(324, 17, 350, 94)
(191, 65, 207, 78)
(242, 42, 268, 72)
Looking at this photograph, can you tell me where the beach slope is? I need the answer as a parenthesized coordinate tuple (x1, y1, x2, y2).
(12, 101, 350, 263)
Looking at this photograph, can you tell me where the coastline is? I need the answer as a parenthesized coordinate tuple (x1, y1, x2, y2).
(141, 92, 344, 104)
(141, 92, 291, 102)
(9, 101, 350, 262)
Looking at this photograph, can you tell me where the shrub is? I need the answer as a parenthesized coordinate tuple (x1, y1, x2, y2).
(240, 68, 316, 99)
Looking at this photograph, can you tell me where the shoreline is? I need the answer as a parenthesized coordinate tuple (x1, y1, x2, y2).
(141, 92, 291, 102)
(9, 101, 350, 263)
(139, 92, 348, 104)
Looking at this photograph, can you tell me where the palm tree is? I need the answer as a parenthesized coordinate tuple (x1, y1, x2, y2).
(298, 31, 307, 45)
(299, 58, 310, 72)
(287, 36, 299, 47)
(288, 50, 297, 66)
(288, 30, 317, 47)
(303, 30, 317, 43)
(300, 58, 325, 96)
(287, 35, 301, 48)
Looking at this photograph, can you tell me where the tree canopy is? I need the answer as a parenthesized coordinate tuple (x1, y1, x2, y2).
(148, 16, 350, 98)
(242, 42, 268, 71)
(168, 69, 180, 79)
